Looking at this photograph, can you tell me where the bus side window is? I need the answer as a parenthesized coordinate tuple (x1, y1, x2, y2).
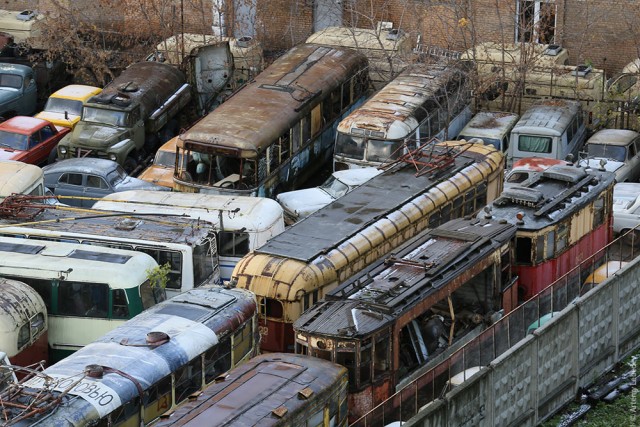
(219, 231, 250, 256)
(174, 358, 203, 405)
(59, 282, 108, 318)
(105, 397, 140, 427)
(360, 338, 372, 385)
(204, 338, 231, 384)
(17, 277, 51, 311)
(330, 89, 341, 118)
(515, 237, 533, 263)
(143, 376, 172, 423)
(232, 321, 253, 363)
(112, 289, 130, 319)
(137, 248, 182, 290)
(291, 122, 301, 151)
(341, 81, 351, 109)
(373, 334, 390, 377)
(307, 409, 324, 427)
(302, 116, 311, 143)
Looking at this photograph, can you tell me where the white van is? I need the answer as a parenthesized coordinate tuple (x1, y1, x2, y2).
(457, 111, 519, 152)
(507, 99, 586, 168)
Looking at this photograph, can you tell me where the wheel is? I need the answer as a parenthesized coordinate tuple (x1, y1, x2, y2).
(123, 157, 137, 174)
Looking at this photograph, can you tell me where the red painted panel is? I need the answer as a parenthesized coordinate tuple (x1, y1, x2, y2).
(11, 333, 48, 379)
(260, 318, 294, 353)
(515, 221, 610, 300)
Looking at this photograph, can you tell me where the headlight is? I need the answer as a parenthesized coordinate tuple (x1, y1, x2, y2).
(59, 147, 67, 154)
(109, 153, 117, 161)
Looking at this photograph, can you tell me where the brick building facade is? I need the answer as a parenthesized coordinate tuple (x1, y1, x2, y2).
(4, 0, 638, 74)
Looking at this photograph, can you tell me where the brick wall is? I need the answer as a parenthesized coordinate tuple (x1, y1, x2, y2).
(5, 0, 639, 74)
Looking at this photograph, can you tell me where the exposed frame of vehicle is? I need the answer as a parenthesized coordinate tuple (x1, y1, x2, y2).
(294, 217, 518, 421)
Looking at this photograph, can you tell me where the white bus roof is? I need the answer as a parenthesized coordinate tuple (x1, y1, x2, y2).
(0, 161, 43, 198)
(512, 99, 581, 137)
(0, 236, 156, 289)
(459, 111, 519, 139)
(93, 190, 284, 233)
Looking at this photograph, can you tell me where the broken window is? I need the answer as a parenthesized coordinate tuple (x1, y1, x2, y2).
(517, 0, 556, 44)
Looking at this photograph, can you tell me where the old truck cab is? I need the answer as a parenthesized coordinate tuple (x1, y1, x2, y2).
(0, 63, 37, 118)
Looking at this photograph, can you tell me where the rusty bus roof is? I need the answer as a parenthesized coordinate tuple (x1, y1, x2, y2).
(487, 164, 615, 231)
(4, 286, 257, 425)
(255, 141, 497, 262)
(178, 43, 368, 157)
(153, 353, 346, 426)
(0, 208, 212, 246)
(294, 218, 516, 338)
(337, 62, 469, 138)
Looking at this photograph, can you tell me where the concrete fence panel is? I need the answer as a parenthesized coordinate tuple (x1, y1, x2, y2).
(534, 304, 579, 420)
(616, 263, 640, 358)
(576, 282, 616, 387)
(490, 334, 536, 427)
(445, 367, 492, 427)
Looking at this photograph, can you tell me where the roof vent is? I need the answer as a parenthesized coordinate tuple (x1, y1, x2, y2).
(16, 11, 36, 22)
(146, 331, 170, 346)
(572, 65, 592, 77)
(115, 218, 141, 231)
(298, 387, 314, 399)
(272, 406, 288, 418)
(543, 44, 562, 56)
(118, 82, 139, 93)
(85, 364, 104, 379)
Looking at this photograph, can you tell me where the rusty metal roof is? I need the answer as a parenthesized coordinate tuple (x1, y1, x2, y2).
(256, 143, 480, 262)
(337, 62, 469, 136)
(179, 43, 369, 155)
(152, 353, 346, 426)
(294, 218, 516, 338)
(0, 207, 211, 246)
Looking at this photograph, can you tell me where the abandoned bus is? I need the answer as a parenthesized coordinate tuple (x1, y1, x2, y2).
(231, 140, 505, 353)
(173, 43, 370, 197)
(294, 217, 518, 421)
(0, 236, 165, 362)
(153, 353, 348, 427)
(0, 278, 47, 369)
(483, 163, 615, 300)
(92, 190, 285, 281)
(1, 286, 258, 426)
(0, 208, 220, 298)
(334, 62, 472, 170)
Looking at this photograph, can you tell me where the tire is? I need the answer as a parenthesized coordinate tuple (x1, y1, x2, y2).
(123, 157, 137, 174)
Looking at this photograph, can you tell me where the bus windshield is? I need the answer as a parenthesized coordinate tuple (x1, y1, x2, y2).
(367, 139, 401, 163)
(82, 107, 128, 127)
(193, 239, 215, 286)
(335, 133, 365, 160)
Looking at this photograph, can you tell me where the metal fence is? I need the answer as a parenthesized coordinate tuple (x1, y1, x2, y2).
(351, 235, 639, 426)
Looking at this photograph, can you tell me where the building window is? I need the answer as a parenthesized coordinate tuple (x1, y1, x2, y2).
(517, 0, 556, 44)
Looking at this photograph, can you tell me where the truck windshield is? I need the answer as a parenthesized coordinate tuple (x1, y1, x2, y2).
(44, 98, 83, 116)
(0, 130, 28, 150)
(0, 74, 22, 89)
(82, 107, 128, 127)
